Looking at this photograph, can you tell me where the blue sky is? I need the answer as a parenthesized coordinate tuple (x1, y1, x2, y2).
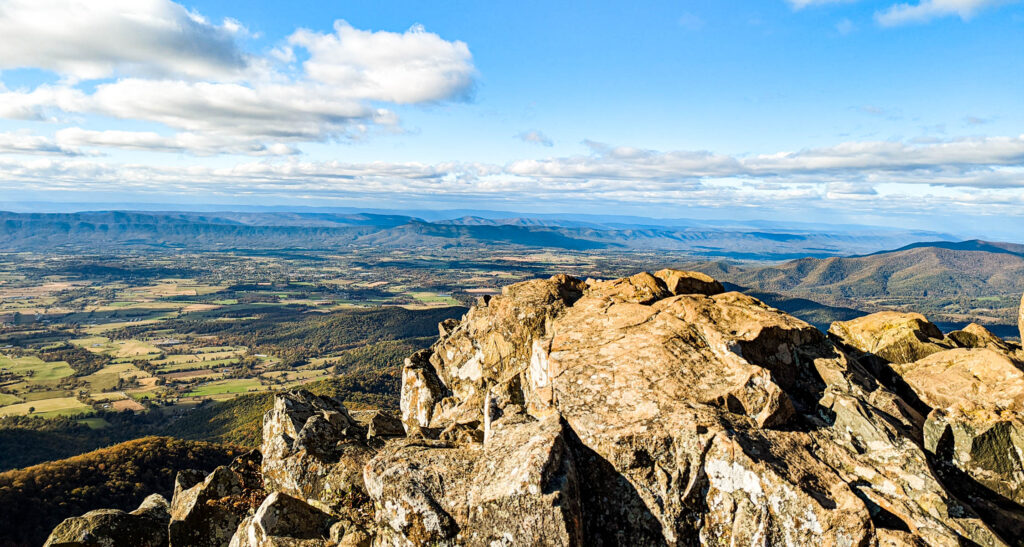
(0, 0, 1022, 238)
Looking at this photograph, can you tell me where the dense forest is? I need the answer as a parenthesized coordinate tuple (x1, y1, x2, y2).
(0, 412, 169, 472)
(0, 437, 240, 547)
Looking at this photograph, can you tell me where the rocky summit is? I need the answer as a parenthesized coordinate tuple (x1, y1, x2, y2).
(45, 273, 1024, 546)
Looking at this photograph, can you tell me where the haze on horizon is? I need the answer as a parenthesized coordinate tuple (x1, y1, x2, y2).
(0, 0, 1021, 239)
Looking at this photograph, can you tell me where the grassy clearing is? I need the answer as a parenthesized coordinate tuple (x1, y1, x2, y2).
(111, 340, 161, 358)
(0, 397, 92, 417)
(185, 379, 263, 397)
(0, 393, 22, 405)
(77, 417, 109, 429)
(0, 356, 75, 382)
(157, 358, 239, 373)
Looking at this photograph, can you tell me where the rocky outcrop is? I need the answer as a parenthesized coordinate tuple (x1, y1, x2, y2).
(45, 270, 1024, 546)
(261, 391, 376, 521)
(169, 451, 264, 547)
(44, 494, 170, 547)
(372, 271, 1013, 546)
(228, 492, 336, 547)
(829, 311, 954, 365)
(1019, 292, 1024, 342)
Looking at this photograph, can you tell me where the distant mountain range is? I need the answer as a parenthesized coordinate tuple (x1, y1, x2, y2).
(0, 210, 954, 258)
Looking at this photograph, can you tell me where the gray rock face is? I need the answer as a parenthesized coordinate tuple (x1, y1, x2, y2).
(44, 494, 170, 547)
(1019, 292, 1024, 342)
(365, 413, 582, 546)
(261, 391, 375, 520)
(169, 451, 264, 547)
(228, 492, 336, 547)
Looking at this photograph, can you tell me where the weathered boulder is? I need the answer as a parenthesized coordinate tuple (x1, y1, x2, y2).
(829, 311, 953, 365)
(653, 268, 725, 296)
(895, 348, 1024, 510)
(585, 272, 672, 304)
(44, 494, 169, 547)
(365, 413, 582, 546)
(169, 451, 264, 547)
(228, 492, 335, 547)
(261, 391, 375, 519)
(948, 323, 1016, 353)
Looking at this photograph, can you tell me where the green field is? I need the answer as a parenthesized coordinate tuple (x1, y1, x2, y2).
(0, 393, 22, 405)
(184, 379, 263, 397)
(0, 397, 92, 418)
(0, 356, 74, 383)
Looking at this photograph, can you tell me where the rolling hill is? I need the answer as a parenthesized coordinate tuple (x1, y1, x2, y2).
(727, 240, 1024, 338)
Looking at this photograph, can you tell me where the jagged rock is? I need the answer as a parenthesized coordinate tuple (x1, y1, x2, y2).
(261, 391, 374, 519)
(653, 268, 725, 296)
(169, 451, 264, 547)
(829, 311, 953, 365)
(896, 348, 1024, 510)
(228, 492, 335, 547)
(399, 349, 449, 434)
(44, 494, 169, 547)
(1019, 292, 1024, 342)
(406, 274, 586, 434)
(365, 413, 581, 546)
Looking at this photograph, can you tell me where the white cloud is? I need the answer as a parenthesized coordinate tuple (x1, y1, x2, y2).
(876, 0, 1018, 25)
(289, 21, 474, 104)
(0, 0, 247, 80)
(0, 3, 476, 155)
(516, 131, 553, 147)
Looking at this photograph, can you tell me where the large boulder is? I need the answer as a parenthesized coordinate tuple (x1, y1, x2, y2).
(228, 492, 336, 547)
(44, 494, 170, 547)
(365, 413, 582, 546)
(897, 348, 1024, 511)
(829, 311, 953, 365)
(653, 268, 725, 296)
(169, 451, 264, 547)
(948, 323, 1016, 353)
(261, 391, 377, 519)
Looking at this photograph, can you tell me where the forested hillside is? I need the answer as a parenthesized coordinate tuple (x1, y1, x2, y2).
(0, 437, 240, 547)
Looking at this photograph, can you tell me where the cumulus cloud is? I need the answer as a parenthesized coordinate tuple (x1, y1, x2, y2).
(876, 0, 1018, 25)
(0, 0, 248, 80)
(288, 21, 474, 104)
(0, 2, 475, 155)
(516, 131, 553, 147)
